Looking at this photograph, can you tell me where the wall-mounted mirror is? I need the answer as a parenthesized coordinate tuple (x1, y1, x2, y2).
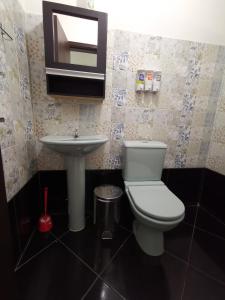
(53, 13, 98, 67)
(43, 1, 108, 98)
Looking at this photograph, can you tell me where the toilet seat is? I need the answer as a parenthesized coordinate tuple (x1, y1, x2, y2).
(128, 185, 185, 222)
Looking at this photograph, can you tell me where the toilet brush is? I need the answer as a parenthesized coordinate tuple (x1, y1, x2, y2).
(38, 187, 53, 232)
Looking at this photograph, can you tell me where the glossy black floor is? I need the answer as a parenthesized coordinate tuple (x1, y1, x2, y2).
(15, 204, 225, 300)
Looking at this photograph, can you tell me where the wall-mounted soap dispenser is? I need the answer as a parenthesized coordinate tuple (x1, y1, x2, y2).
(152, 71, 161, 92)
(144, 70, 154, 92)
(136, 70, 161, 93)
(136, 70, 145, 92)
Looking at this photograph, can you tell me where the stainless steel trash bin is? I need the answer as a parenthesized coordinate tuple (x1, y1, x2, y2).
(94, 185, 123, 239)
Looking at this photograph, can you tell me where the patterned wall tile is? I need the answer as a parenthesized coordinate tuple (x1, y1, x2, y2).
(1, 146, 20, 200)
(0, 0, 36, 201)
(111, 122, 124, 141)
(23, 17, 225, 174)
(198, 46, 225, 168)
(112, 88, 127, 107)
(113, 51, 129, 71)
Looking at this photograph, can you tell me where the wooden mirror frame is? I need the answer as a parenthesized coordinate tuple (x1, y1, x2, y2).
(43, 1, 107, 74)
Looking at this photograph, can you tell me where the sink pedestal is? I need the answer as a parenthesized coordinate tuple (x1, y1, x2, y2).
(40, 135, 108, 232)
(65, 156, 85, 231)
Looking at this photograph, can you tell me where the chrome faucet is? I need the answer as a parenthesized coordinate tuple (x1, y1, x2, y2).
(74, 128, 79, 138)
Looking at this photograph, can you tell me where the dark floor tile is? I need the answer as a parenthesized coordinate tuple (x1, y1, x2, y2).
(19, 230, 56, 266)
(183, 266, 225, 300)
(51, 213, 69, 237)
(61, 223, 129, 274)
(84, 279, 124, 300)
(196, 207, 225, 239)
(16, 242, 96, 300)
(190, 228, 225, 284)
(184, 205, 198, 226)
(102, 236, 187, 300)
(165, 222, 193, 261)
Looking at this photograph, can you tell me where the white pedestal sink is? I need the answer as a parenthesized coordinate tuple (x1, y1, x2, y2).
(40, 135, 108, 231)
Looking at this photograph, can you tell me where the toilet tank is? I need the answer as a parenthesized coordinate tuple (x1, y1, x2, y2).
(122, 141, 167, 181)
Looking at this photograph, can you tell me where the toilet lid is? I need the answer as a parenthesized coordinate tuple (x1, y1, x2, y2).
(128, 185, 185, 221)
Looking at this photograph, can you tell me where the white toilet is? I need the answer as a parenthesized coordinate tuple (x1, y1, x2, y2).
(122, 140, 185, 256)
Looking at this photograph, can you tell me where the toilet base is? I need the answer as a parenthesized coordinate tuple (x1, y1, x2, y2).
(133, 220, 164, 256)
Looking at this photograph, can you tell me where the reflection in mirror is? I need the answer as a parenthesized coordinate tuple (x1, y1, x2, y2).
(53, 13, 98, 67)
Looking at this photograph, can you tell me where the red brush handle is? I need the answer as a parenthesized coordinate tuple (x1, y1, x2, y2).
(44, 187, 48, 216)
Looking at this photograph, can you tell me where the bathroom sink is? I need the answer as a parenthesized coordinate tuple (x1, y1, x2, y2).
(40, 135, 108, 232)
(40, 135, 108, 155)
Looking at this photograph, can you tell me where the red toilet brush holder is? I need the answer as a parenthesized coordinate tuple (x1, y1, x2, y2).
(38, 187, 53, 232)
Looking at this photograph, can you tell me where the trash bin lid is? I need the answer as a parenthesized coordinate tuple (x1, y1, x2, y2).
(94, 185, 123, 201)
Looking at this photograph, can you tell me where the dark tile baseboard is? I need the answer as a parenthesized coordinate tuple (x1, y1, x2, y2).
(38, 168, 205, 210)
(8, 174, 40, 264)
(7, 167, 225, 265)
(201, 169, 225, 221)
(162, 168, 205, 205)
